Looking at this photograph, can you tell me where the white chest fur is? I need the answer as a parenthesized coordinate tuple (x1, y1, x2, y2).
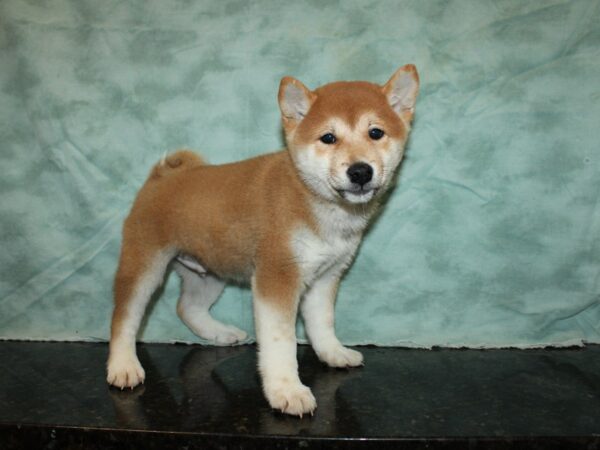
(290, 200, 371, 288)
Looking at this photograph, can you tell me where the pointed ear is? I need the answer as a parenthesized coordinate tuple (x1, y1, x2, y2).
(382, 64, 419, 123)
(278, 76, 315, 123)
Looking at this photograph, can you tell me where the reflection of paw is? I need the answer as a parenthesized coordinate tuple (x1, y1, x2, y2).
(108, 384, 146, 401)
(264, 379, 317, 417)
(318, 345, 364, 368)
(107, 354, 145, 389)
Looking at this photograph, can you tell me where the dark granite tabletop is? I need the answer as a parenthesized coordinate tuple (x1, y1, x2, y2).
(0, 341, 599, 449)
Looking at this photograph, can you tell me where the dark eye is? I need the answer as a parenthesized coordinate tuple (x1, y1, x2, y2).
(369, 128, 385, 140)
(320, 133, 337, 144)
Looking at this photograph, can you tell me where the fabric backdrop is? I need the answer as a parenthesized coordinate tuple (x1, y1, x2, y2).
(1, 0, 599, 347)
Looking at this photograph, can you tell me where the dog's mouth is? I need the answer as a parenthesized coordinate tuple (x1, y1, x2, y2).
(335, 186, 379, 203)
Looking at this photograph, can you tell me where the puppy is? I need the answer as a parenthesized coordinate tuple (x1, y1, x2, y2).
(107, 65, 419, 416)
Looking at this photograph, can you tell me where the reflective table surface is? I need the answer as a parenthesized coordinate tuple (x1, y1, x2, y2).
(1, 341, 599, 449)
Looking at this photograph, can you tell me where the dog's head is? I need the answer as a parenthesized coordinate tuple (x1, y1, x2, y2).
(278, 65, 419, 205)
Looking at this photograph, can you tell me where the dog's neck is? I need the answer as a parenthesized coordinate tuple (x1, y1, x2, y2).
(309, 195, 377, 240)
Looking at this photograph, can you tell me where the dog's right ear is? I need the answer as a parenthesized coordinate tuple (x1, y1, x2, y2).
(278, 77, 315, 124)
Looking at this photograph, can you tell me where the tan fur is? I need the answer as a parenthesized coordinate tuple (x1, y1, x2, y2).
(296, 81, 407, 142)
(112, 149, 317, 329)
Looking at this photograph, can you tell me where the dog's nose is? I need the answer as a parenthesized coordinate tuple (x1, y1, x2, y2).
(347, 162, 373, 186)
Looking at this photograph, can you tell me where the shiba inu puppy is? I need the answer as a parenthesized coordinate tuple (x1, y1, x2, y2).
(107, 65, 419, 416)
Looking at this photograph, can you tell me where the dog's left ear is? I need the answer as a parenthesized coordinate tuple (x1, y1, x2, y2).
(382, 65, 419, 123)
(278, 77, 315, 124)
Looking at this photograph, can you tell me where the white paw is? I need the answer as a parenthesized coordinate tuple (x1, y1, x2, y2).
(318, 345, 363, 368)
(211, 324, 248, 345)
(185, 315, 248, 346)
(264, 379, 317, 417)
(106, 354, 145, 389)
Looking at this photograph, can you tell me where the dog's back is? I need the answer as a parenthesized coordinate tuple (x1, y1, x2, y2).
(124, 149, 314, 282)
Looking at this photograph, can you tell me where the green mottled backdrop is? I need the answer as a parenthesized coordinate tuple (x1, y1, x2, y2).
(1, 0, 599, 347)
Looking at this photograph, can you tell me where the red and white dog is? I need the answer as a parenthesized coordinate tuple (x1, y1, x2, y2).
(107, 65, 419, 416)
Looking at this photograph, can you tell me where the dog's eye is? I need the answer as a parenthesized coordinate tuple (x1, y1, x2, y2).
(369, 128, 385, 140)
(320, 133, 337, 145)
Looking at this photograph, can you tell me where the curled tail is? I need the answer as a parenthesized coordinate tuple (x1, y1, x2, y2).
(150, 149, 206, 179)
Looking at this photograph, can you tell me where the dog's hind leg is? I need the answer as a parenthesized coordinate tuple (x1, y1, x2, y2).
(107, 244, 175, 389)
(175, 262, 248, 345)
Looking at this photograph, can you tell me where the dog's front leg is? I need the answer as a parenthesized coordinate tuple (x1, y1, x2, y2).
(252, 272, 316, 417)
(301, 269, 363, 368)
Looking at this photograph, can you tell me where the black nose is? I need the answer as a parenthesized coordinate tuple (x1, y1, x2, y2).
(347, 162, 373, 186)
